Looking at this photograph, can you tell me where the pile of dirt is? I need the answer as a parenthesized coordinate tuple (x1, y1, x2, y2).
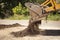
(0, 23, 24, 29)
(11, 3, 44, 37)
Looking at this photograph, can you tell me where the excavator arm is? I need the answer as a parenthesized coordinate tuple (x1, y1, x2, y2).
(41, 0, 60, 13)
(25, 0, 60, 21)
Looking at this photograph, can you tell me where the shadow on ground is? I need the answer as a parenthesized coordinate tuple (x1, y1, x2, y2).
(43, 30, 60, 36)
(11, 29, 60, 37)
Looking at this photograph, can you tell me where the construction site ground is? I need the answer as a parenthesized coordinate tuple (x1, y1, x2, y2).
(0, 20, 60, 40)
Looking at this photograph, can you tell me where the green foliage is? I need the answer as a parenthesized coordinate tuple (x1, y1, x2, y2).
(0, 0, 19, 19)
(28, 0, 45, 4)
(1, 0, 60, 20)
(12, 0, 45, 16)
(12, 3, 29, 15)
(36, 0, 45, 4)
(47, 13, 60, 21)
(5, 14, 29, 20)
(0, 0, 45, 19)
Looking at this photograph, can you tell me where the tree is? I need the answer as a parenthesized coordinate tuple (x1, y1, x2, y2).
(0, 0, 20, 19)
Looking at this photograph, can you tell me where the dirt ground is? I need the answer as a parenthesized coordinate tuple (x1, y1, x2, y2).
(0, 26, 60, 40)
(0, 20, 60, 40)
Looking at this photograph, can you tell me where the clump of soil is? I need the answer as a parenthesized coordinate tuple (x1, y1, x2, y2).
(0, 23, 23, 29)
(11, 20, 41, 37)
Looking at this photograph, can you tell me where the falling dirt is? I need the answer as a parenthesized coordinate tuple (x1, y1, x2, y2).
(11, 3, 49, 37)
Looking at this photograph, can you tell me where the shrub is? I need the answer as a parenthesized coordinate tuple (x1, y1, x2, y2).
(12, 3, 29, 16)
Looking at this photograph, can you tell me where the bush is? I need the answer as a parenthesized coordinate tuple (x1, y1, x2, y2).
(5, 14, 29, 20)
(47, 13, 60, 21)
(12, 3, 29, 16)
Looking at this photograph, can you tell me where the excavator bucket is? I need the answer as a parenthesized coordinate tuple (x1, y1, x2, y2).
(25, 3, 49, 22)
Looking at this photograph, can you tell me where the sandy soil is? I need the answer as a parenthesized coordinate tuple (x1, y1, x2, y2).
(0, 20, 60, 40)
(0, 26, 60, 40)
